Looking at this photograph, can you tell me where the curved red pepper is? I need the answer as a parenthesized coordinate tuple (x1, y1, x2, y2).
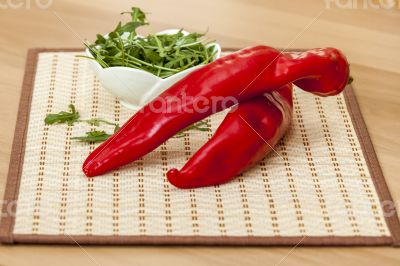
(83, 46, 349, 177)
(167, 84, 293, 188)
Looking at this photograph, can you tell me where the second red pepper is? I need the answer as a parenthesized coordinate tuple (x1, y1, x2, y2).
(167, 84, 293, 188)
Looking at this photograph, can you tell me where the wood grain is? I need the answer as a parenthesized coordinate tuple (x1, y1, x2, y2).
(0, 0, 399, 265)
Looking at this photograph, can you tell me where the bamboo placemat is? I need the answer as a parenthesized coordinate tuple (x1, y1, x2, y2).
(0, 48, 399, 246)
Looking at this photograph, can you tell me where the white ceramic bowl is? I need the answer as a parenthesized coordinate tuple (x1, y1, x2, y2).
(85, 29, 221, 110)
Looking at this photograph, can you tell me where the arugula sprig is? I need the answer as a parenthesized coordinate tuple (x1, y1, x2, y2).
(72, 131, 112, 143)
(83, 7, 216, 78)
(44, 104, 80, 126)
(44, 104, 119, 143)
(44, 104, 210, 143)
(347, 75, 354, 85)
(175, 120, 211, 138)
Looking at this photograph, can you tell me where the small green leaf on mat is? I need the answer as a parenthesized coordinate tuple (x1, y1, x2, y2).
(347, 75, 354, 85)
(45, 104, 120, 144)
(174, 120, 211, 138)
(83, 118, 118, 127)
(72, 130, 112, 143)
(44, 104, 80, 126)
(114, 124, 121, 133)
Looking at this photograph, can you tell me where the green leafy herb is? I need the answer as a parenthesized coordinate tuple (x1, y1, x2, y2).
(44, 104, 119, 143)
(347, 75, 354, 85)
(45, 105, 118, 127)
(83, 118, 118, 127)
(118, 7, 148, 34)
(45, 104, 211, 144)
(44, 104, 80, 126)
(72, 130, 112, 143)
(84, 7, 216, 78)
(174, 120, 210, 138)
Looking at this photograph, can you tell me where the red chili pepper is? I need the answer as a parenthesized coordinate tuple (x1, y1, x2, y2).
(83, 46, 349, 177)
(167, 84, 293, 188)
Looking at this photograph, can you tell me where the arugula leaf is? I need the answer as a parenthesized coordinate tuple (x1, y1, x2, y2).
(45, 104, 119, 127)
(118, 7, 148, 35)
(347, 75, 354, 85)
(174, 120, 211, 138)
(119, 22, 144, 34)
(94, 34, 107, 45)
(44, 104, 120, 144)
(114, 124, 120, 133)
(44, 104, 80, 126)
(144, 48, 162, 64)
(128, 7, 147, 24)
(45, 104, 211, 144)
(85, 6, 216, 79)
(83, 118, 118, 127)
(72, 130, 112, 143)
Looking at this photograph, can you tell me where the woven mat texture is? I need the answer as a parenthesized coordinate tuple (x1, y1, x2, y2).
(3, 51, 396, 244)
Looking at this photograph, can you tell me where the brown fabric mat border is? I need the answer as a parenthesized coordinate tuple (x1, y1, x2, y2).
(9, 235, 395, 246)
(343, 87, 400, 247)
(0, 48, 83, 244)
(0, 48, 41, 243)
(0, 48, 399, 246)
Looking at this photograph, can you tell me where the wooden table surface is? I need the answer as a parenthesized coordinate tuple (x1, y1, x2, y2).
(0, 0, 399, 265)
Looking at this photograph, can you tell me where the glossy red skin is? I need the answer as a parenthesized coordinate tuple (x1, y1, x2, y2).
(83, 45, 349, 177)
(167, 84, 293, 188)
